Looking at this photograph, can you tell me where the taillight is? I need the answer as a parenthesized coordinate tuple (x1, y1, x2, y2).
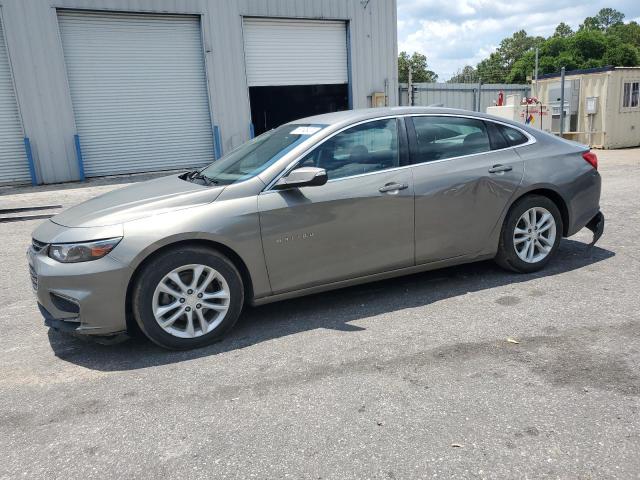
(582, 151, 598, 170)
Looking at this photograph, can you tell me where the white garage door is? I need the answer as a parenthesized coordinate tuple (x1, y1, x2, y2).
(58, 11, 215, 177)
(0, 16, 30, 185)
(243, 18, 348, 87)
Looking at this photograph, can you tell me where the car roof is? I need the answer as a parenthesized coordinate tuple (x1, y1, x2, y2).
(287, 106, 570, 151)
(290, 107, 528, 131)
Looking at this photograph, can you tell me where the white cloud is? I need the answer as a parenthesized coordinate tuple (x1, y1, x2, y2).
(397, 0, 640, 80)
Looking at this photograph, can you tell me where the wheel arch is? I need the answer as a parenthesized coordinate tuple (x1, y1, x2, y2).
(510, 187, 570, 236)
(124, 239, 254, 334)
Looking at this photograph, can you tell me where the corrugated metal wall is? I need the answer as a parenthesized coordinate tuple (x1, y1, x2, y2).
(399, 83, 530, 113)
(0, 0, 397, 184)
(0, 9, 31, 185)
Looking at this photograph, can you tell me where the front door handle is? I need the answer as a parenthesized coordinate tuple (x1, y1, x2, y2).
(379, 182, 408, 193)
(488, 164, 513, 174)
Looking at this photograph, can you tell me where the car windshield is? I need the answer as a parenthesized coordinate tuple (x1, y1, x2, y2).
(198, 124, 327, 185)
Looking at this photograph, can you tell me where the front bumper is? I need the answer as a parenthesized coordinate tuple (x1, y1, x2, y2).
(28, 240, 131, 336)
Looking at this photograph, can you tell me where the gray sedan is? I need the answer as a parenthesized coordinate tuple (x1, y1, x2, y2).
(29, 107, 604, 349)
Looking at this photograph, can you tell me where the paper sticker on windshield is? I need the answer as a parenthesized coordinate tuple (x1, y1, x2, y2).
(290, 126, 322, 136)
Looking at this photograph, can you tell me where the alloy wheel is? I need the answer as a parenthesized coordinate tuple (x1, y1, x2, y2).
(152, 264, 230, 338)
(513, 207, 557, 263)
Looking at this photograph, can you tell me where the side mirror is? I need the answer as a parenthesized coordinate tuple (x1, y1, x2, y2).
(273, 167, 328, 190)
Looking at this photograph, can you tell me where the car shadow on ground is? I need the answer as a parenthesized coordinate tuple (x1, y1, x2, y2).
(47, 239, 614, 372)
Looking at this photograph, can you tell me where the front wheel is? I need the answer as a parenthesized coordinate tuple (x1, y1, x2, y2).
(495, 195, 563, 273)
(132, 246, 244, 350)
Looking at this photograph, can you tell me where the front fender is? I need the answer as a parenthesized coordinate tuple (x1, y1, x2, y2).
(113, 197, 271, 300)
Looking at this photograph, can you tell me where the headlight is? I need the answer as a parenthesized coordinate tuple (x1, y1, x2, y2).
(48, 237, 122, 263)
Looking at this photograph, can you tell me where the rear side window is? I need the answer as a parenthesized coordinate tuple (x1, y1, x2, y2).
(485, 121, 509, 150)
(498, 125, 529, 147)
(410, 116, 490, 163)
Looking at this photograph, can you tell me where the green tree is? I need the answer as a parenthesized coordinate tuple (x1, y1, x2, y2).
(476, 52, 507, 83)
(580, 16, 602, 31)
(506, 50, 536, 83)
(398, 51, 438, 83)
(542, 35, 570, 57)
(554, 22, 573, 38)
(554, 51, 581, 71)
(596, 8, 625, 30)
(604, 43, 640, 66)
(580, 8, 625, 31)
(538, 56, 558, 75)
(582, 58, 605, 69)
(608, 21, 640, 49)
(570, 29, 608, 62)
(448, 65, 478, 83)
(452, 7, 639, 86)
(476, 30, 543, 83)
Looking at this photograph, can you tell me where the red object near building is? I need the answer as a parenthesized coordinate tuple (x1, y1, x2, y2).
(497, 90, 504, 106)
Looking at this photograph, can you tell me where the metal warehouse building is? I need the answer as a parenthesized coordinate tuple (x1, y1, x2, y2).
(0, 0, 398, 185)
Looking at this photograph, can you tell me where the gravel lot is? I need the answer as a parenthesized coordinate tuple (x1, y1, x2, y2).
(1, 149, 638, 479)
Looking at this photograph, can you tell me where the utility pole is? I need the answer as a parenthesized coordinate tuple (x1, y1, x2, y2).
(559, 66, 566, 138)
(534, 47, 539, 98)
(408, 65, 413, 106)
(476, 79, 482, 112)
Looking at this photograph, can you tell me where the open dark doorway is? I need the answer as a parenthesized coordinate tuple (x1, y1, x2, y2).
(249, 84, 349, 136)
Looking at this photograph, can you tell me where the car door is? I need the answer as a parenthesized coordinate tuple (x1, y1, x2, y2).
(258, 118, 415, 294)
(407, 115, 525, 264)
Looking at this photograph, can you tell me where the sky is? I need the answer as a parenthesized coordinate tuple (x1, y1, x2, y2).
(397, 0, 640, 81)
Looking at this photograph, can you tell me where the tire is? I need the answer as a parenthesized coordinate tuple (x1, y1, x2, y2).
(132, 246, 244, 350)
(494, 195, 563, 273)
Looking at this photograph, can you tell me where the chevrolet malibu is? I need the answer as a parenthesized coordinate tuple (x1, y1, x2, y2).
(29, 107, 604, 350)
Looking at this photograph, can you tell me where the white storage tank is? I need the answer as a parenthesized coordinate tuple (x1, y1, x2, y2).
(486, 95, 551, 133)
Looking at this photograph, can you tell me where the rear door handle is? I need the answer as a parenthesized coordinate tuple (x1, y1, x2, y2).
(488, 164, 513, 174)
(379, 182, 408, 193)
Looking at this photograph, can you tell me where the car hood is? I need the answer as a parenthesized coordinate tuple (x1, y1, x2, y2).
(51, 174, 225, 228)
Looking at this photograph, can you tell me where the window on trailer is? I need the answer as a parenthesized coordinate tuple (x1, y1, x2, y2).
(622, 81, 639, 109)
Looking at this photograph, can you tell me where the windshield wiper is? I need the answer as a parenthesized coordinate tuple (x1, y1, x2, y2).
(184, 170, 218, 186)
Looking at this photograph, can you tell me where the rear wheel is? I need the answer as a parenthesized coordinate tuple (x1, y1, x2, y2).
(495, 195, 563, 273)
(132, 246, 244, 350)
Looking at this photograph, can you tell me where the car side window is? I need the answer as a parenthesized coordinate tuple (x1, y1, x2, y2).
(410, 116, 491, 163)
(485, 121, 510, 150)
(498, 125, 528, 147)
(297, 119, 400, 180)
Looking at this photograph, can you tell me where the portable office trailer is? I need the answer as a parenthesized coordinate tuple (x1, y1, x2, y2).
(536, 67, 640, 149)
(0, 0, 397, 185)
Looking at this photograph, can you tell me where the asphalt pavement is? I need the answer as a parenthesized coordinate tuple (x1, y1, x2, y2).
(1, 149, 638, 479)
